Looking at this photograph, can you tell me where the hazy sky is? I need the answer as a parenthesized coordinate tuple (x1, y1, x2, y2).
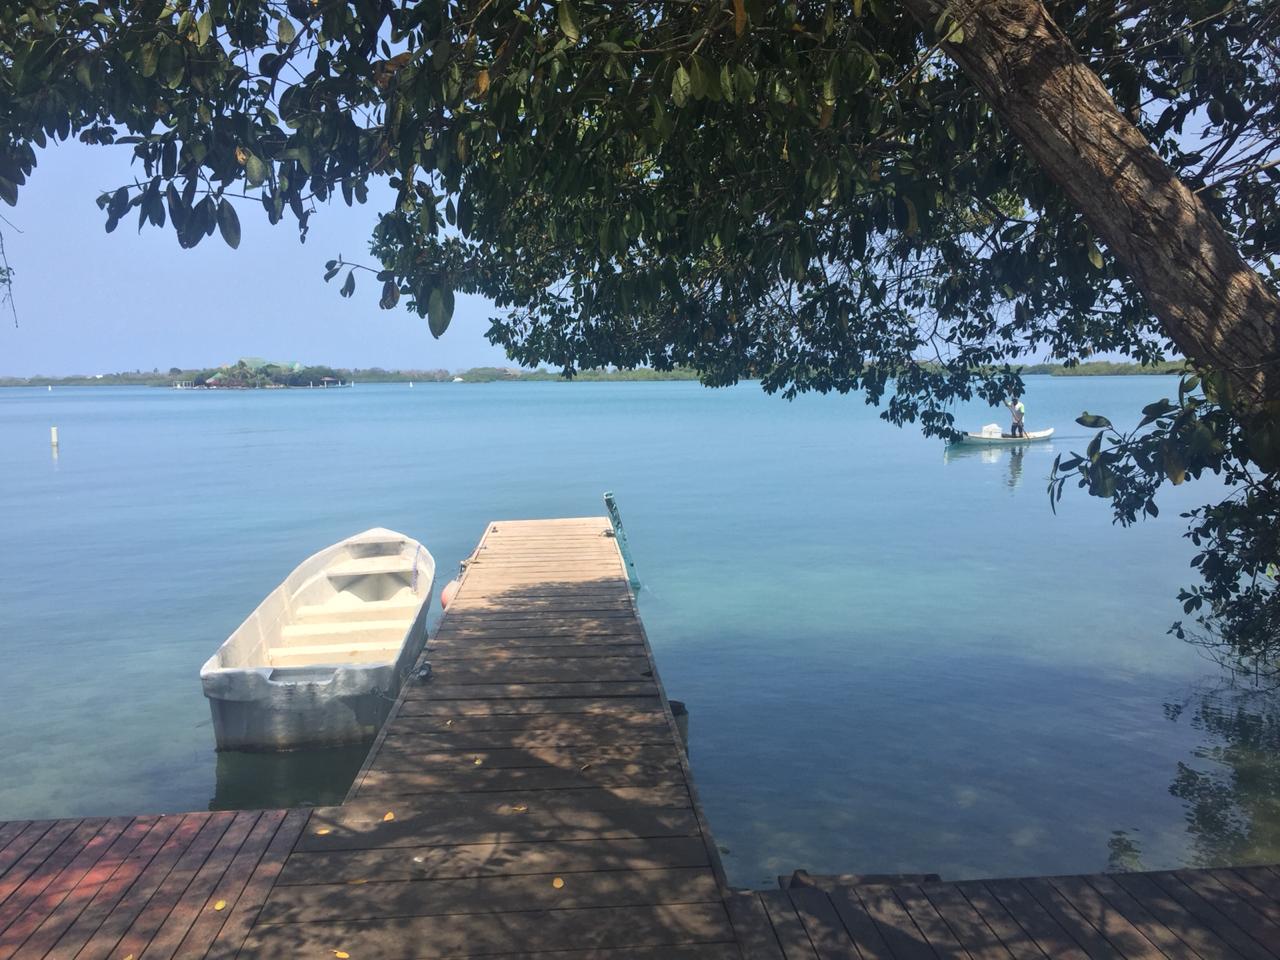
(0, 141, 511, 376)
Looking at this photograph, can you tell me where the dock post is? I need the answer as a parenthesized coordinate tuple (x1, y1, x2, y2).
(50, 425, 59, 448)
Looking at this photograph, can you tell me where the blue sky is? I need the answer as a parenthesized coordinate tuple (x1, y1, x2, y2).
(0, 141, 511, 376)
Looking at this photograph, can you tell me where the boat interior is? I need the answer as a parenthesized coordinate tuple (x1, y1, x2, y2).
(218, 530, 433, 672)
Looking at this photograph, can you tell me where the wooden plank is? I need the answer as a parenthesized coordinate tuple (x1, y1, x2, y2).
(837, 885, 935, 960)
(405, 681, 657, 701)
(447, 591, 632, 602)
(456, 584, 632, 597)
(405, 948, 740, 960)
(0, 818, 112, 934)
(278, 836, 712, 885)
(0, 825, 32, 862)
(1223, 866, 1280, 912)
(294, 804, 700, 852)
(427, 643, 649, 661)
(0, 821, 85, 908)
(5, 817, 162, 960)
(445, 601, 635, 617)
(723, 892, 785, 960)
(107, 810, 258, 960)
(241, 901, 734, 959)
(162, 810, 285, 960)
(396, 696, 662, 718)
(383, 713, 670, 743)
(757, 890, 818, 959)
(320, 791, 694, 824)
(349, 776, 690, 807)
(1017, 877, 1127, 958)
(969, 879, 1090, 960)
(1042, 875, 1168, 959)
(919, 884, 1018, 960)
(199, 809, 310, 960)
(376, 728, 674, 751)
(1166, 870, 1280, 955)
(70, 812, 230, 960)
(371, 742, 677, 770)
(442, 609, 637, 623)
(1112, 871, 1275, 960)
(944, 883, 1048, 960)
(0, 817, 130, 955)
(805, 887, 897, 960)
(1083, 873, 1240, 960)
(144, 810, 285, 960)
(433, 623, 645, 642)
(0, 824, 55, 882)
(259, 866, 718, 923)
(357, 760, 684, 795)
(788, 887, 869, 960)
(34, 815, 188, 960)
(887, 884, 971, 960)
(426, 657, 655, 684)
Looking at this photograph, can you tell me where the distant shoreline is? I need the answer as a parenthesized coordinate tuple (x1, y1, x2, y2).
(0, 360, 1185, 388)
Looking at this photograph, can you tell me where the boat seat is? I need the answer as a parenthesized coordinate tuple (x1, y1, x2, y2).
(326, 557, 415, 578)
(268, 640, 405, 667)
(276, 619, 409, 647)
(293, 598, 422, 624)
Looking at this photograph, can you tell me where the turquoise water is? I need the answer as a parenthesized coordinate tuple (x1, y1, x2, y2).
(2, 378, 1277, 887)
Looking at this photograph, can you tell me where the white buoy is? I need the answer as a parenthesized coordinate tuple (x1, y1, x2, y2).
(47, 385, 52, 392)
(50, 426, 59, 447)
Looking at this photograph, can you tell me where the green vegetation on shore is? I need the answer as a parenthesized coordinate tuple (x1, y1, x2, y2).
(1, 360, 1180, 389)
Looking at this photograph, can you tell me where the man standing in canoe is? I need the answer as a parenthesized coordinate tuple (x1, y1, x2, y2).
(1005, 396, 1027, 438)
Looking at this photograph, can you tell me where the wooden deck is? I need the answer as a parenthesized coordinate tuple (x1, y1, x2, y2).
(2, 516, 1280, 958)
(734, 867, 1280, 959)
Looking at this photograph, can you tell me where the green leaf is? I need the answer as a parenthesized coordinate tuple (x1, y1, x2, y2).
(75, 58, 93, 89)
(196, 11, 213, 47)
(1087, 241, 1104, 270)
(217, 201, 241, 249)
(427, 286, 454, 337)
(139, 43, 159, 78)
(0, 177, 17, 206)
(672, 65, 691, 107)
(158, 43, 185, 89)
(720, 63, 735, 103)
(380, 279, 400, 309)
(340, 270, 356, 298)
(557, 1, 581, 43)
(244, 153, 268, 187)
(1162, 440, 1186, 484)
(1076, 413, 1113, 429)
(277, 18, 296, 44)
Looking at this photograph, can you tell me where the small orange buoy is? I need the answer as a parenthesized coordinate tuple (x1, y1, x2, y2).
(441, 579, 461, 609)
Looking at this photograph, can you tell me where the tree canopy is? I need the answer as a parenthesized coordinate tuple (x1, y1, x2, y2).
(2, 0, 1278, 664)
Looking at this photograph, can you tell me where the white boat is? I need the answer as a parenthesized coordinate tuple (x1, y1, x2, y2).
(957, 425, 1055, 444)
(200, 528, 435, 751)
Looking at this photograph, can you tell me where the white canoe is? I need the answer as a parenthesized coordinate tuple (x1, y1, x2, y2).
(958, 428, 1055, 444)
(200, 527, 435, 751)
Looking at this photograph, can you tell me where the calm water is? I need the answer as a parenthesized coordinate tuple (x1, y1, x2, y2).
(2, 378, 1277, 887)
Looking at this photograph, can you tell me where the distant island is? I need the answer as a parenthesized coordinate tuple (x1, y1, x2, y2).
(1, 358, 1185, 388)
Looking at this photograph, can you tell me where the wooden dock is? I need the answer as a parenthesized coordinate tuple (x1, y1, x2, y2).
(2, 515, 1280, 958)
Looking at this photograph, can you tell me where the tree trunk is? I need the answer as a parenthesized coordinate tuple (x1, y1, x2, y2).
(898, 0, 1280, 409)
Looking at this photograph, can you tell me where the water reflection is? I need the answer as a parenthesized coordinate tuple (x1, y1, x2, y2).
(942, 440, 1045, 491)
(209, 742, 371, 811)
(1163, 684, 1280, 867)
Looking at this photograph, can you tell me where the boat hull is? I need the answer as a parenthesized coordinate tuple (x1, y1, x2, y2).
(957, 428, 1054, 445)
(200, 528, 434, 751)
